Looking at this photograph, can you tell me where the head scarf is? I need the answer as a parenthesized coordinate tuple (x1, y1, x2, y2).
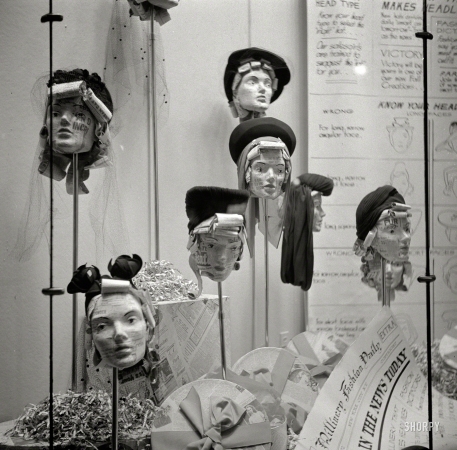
(281, 174, 334, 291)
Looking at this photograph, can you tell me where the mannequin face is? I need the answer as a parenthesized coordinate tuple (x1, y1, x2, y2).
(312, 192, 325, 232)
(249, 149, 286, 199)
(372, 213, 411, 262)
(194, 234, 242, 282)
(234, 69, 273, 113)
(46, 96, 96, 154)
(91, 293, 148, 369)
(366, 257, 405, 291)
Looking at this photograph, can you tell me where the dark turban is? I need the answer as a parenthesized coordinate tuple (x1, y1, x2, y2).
(356, 186, 405, 241)
(281, 174, 334, 291)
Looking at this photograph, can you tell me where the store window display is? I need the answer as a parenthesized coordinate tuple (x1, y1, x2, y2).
(280, 174, 334, 291)
(224, 47, 290, 122)
(185, 186, 249, 298)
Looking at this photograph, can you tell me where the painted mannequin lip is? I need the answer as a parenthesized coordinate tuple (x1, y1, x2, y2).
(257, 95, 267, 102)
(115, 345, 132, 354)
(57, 128, 73, 135)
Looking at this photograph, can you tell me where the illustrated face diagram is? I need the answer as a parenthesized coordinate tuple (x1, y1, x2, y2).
(389, 161, 414, 198)
(443, 165, 457, 199)
(387, 117, 414, 153)
(435, 121, 457, 155)
(443, 256, 457, 294)
(438, 210, 457, 244)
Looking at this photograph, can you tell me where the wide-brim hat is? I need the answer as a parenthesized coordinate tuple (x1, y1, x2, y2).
(229, 117, 296, 164)
(185, 186, 250, 232)
(224, 47, 291, 104)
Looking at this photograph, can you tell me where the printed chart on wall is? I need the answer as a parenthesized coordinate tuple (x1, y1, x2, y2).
(307, 0, 457, 344)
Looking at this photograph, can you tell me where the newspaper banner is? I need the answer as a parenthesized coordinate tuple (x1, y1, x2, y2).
(296, 306, 457, 450)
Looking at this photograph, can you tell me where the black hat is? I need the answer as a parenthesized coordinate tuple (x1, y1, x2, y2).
(356, 186, 405, 240)
(229, 117, 296, 164)
(185, 186, 249, 232)
(49, 68, 113, 114)
(294, 173, 334, 196)
(224, 47, 291, 104)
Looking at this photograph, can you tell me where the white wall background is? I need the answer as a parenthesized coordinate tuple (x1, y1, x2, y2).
(0, 0, 308, 420)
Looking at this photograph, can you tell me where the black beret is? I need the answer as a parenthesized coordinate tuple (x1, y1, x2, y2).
(229, 117, 296, 164)
(224, 47, 291, 104)
(50, 68, 114, 114)
(185, 186, 249, 232)
(295, 173, 334, 196)
(356, 185, 405, 240)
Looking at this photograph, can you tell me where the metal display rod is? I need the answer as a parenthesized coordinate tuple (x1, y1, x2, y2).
(71, 153, 79, 391)
(217, 283, 227, 380)
(112, 368, 119, 450)
(415, 4, 435, 448)
(40, 4, 64, 449)
(263, 199, 269, 347)
(380, 258, 391, 308)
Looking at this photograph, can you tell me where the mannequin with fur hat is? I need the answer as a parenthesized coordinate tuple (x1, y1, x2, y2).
(185, 186, 249, 298)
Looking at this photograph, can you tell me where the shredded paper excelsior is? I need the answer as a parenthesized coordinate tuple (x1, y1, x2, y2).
(412, 340, 457, 401)
(6, 390, 168, 448)
(133, 260, 197, 302)
(287, 427, 299, 450)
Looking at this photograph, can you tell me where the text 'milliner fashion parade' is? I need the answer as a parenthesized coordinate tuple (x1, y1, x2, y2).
(186, 187, 250, 299)
(224, 47, 291, 122)
(15, 68, 128, 261)
(229, 117, 296, 248)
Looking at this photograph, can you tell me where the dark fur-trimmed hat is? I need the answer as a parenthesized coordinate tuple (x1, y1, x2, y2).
(224, 47, 290, 104)
(229, 117, 296, 164)
(185, 186, 249, 232)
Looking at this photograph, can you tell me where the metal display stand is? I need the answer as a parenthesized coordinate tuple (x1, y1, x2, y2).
(262, 198, 270, 347)
(217, 283, 227, 380)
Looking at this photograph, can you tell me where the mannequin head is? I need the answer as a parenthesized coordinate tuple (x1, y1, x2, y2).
(247, 146, 287, 200)
(192, 233, 243, 282)
(90, 290, 149, 369)
(44, 69, 113, 155)
(354, 186, 411, 263)
(46, 96, 96, 154)
(233, 69, 273, 117)
(224, 48, 290, 120)
(360, 252, 412, 301)
(67, 254, 155, 369)
(371, 211, 411, 262)
(229, 117, 296, 199)
(186, 187, 249, 297)
(312, 192, 325, 232)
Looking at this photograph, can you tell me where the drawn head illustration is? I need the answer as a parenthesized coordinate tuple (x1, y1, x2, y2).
(443, 165, 457, 199)
(435, 121, 457, 154)
(224, 47, 290, 121)
(437, 210, 457, 244)
(390, 161, 414, 198)
(354, 186, 411, 263)
(387, 117, 413, 153)
(443, 256, 457, 295)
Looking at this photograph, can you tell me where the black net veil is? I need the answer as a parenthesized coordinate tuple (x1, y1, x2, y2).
(13, 0, 170, 263)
